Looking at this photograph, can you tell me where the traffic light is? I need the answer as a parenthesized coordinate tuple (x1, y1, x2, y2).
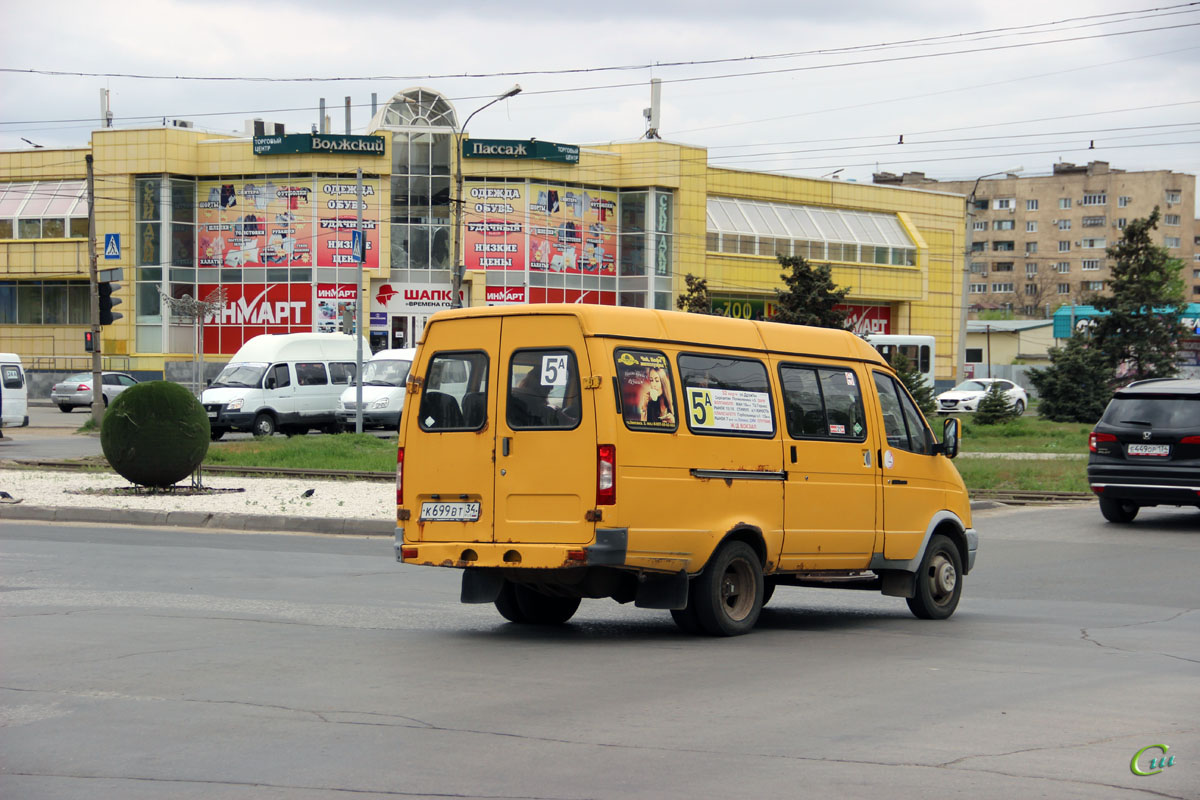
(98, 281, 123, 326)
(83, 330, 95, 352)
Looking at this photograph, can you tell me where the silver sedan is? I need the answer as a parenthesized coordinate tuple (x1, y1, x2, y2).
(50, 371, 139, 411)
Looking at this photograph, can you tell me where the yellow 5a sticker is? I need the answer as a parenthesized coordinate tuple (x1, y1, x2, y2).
(686, 387, 772, 432)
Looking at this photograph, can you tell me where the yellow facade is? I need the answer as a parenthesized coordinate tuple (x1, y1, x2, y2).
(2, 113, 966, 384)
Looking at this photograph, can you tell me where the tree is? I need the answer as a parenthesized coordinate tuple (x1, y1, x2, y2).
(1089, 208, 1188, 381)
(772, 255, 850, 329)
(972, 382, 1018, 425)
(676, 273, 712, 314)
(892, 351, 937, 418)
(1027, 331, 1114, 423)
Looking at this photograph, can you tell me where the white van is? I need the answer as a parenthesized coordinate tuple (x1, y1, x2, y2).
(0, 353, 29, 429)
(336, 347, 416, 431)
(202, 333, 368, 439)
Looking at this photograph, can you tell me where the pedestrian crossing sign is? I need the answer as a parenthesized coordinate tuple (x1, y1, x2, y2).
(104, 233, 120, 260)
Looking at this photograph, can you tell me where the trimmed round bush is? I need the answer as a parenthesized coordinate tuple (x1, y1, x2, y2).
(101, 380, 210, 487)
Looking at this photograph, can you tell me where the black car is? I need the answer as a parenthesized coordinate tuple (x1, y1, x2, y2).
(1087, 378, 1200, 523)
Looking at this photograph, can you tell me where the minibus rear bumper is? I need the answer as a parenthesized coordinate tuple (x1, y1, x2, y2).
(392, 527, 674, 572)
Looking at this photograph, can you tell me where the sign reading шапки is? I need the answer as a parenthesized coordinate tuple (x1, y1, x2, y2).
(254, 134, 386, 157)
(462, 138, 580, 164)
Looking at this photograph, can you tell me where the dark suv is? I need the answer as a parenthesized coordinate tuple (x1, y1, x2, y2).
(1088, 378, 1200, 523)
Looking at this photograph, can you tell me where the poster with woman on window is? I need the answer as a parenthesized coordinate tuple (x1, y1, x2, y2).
(615, 350, 676, 430)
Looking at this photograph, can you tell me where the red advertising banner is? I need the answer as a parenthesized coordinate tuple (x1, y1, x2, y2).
(316, 283, 358, 333)
(836, 303, 892, 335)
(464, 183, 525, 273)
(199, 282, 312, 354)
(316, 179, 380, 268)
(197, 179, 314, 269)
(527, 287, 617, 305)
(528, 183, 617, 276)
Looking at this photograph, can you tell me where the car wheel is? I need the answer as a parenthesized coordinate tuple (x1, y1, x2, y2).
(906, 534, 963, 620)
(251, 413, 276, 437)
(58, 404, 73, 413)
(692, 540, 764, 636)
(1013, 399, 1025, 416)
(1099, 496, 1139, 523)
(209, 428, 226, 441)
(103, 394, 109, 406)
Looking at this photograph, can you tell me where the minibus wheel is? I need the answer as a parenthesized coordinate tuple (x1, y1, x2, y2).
(906, 534, 963, 620)
(251, 413, 276, 437)
(670, 599, 703, 634)
(693, 541, 764, 636)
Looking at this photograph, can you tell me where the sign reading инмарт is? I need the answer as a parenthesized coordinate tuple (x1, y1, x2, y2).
(462, 138, 580, 164)
(254, 134, 386, 157)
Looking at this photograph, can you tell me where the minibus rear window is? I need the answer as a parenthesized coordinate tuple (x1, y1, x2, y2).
(678, 354, 775, 437)
(614, 349, 677, 432)
(507, 349, 581, 430)
(419, 351, 489, 431)
(2, 365, 23, 389)
(779, 364, 868, 441)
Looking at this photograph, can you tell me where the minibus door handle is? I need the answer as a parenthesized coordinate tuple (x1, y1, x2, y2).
(862, 449, 871, 467)
(502, 437, 511, 457)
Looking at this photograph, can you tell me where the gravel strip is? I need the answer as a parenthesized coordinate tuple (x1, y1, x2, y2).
(0, 466, 393, 522)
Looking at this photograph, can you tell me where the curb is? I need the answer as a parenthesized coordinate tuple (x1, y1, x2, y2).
(0, 503, 394, 536)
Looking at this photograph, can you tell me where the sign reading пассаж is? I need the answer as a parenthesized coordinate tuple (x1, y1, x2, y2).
(254, 134, 386, 157)
(462, 138, 580, 164)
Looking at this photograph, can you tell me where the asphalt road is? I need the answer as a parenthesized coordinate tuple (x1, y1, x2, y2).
(2, 504, 1197, 799)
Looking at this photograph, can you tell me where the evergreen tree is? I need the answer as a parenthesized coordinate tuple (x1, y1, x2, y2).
(972, 382, 1017, 425)
(675, 273, 712, 314)
(891, 351, 937, 419)
(1027, 331, 1114, 423)
(772, 255, 851, 329)
(1090, 208, 1187, 381)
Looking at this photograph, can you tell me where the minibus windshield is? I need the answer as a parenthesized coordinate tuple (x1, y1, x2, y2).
(211, 362, 268, 388)
(361, 359, 412, 387)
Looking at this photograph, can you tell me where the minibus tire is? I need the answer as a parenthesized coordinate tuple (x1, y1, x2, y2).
(761, 579, 777, 607)
(670, 596, 704, 635)
(693, 541, 764, 636)
(251, 414, 276, 437)
(494, 582, 528, 623)
(906, 534, 963, 620)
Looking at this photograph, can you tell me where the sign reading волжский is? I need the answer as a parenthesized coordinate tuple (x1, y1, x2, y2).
(253, 134, 386, 156)
(462, 138, 580, 164)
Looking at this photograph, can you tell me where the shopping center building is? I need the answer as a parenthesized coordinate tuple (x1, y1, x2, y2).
(0, 88, 967, 387)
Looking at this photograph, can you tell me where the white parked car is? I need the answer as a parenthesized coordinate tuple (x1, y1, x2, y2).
(936, 378, 1027, 415)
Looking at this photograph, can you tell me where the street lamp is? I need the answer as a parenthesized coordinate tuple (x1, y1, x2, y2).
(451, 84, 522, 309)
(958, 166, 1022, 382)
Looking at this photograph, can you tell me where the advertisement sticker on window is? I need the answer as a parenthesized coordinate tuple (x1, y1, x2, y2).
(685, 387, 773, 433)
(615, 350, 677, 430)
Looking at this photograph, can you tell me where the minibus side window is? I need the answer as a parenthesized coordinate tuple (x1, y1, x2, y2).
(614, 348, 677, 432)
(296, 362, 328, 386)
(779, 364, 867, 441)
(507, 349, 581, 430)
(678, 354, 775, 437)
(420, 351, 489, 431)
(873, 372, 931, 455)
(329, 362, 356, 385)
(2, 366, 23, 389)
(265, 363, 291, 389)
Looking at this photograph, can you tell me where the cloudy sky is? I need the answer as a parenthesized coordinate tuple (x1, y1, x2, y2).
(2, 0, 1197, 203)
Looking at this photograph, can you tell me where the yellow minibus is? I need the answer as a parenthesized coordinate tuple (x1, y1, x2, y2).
(395, 305, 974, 636)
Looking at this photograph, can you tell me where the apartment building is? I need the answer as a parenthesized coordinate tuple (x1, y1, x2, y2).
(875, 162, 1197, 317)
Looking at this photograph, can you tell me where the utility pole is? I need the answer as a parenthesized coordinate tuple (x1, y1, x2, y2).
(354, 167, 364, 434)
(86, 154, 103, 428)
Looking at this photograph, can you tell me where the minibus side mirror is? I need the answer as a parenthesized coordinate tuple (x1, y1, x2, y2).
(934, 417, 960, 459)
(265, 376, 276, 390)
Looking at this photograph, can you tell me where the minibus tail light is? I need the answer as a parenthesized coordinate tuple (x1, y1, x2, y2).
(1089, 432, 1117, 453)
(597, 444, 616, 505)
(396, 446, 404, 506)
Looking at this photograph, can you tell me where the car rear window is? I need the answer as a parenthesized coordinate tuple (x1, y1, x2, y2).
(1102, 396, 1200, 428)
